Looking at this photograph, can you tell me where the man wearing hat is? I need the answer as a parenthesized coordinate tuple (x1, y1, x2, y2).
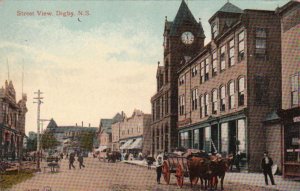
(261, 151, 276, 185)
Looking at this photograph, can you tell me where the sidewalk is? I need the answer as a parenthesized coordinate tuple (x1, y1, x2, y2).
(122, 159, 300, 191)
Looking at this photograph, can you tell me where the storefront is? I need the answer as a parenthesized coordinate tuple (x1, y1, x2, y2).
(279, 108, 300, 179)
(178, 112, 248, 169)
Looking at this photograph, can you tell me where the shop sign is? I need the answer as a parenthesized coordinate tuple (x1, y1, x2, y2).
(286, 149, 294, 152)
(293, 116, 300, 123)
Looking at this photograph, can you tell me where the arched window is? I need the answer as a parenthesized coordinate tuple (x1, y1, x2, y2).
(228, 81, 235, 109)
(212, 89, 218, 114)
(238, 77, 245, 106)
(220, 85, 226, 111)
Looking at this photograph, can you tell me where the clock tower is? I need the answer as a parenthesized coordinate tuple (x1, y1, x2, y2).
(151, 0, 205, 155)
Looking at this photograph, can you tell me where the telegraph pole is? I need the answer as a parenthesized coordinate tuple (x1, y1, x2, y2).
(33, 90, 43, 171)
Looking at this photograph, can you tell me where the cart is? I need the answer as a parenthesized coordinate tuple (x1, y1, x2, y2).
(162, 155, 199, 188)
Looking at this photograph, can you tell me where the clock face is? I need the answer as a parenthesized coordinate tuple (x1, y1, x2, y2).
(181, 31, 194, 45)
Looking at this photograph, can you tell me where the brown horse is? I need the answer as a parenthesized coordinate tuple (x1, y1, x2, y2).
(188, 156, 212, 189)
(209, 155, 231, 190)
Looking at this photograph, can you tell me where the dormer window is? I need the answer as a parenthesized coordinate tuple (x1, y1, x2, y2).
(212, 22, 219, 39)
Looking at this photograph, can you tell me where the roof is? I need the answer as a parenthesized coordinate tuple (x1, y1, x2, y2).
(112, 113, 124, 123)
(218, 2, 243, 14)
(170, 0, 205, 37)
(209, 2, 243, 23)
(47, 119, 58, 129)
(276, 0, 300, 15)
(100, 119, 113, 128)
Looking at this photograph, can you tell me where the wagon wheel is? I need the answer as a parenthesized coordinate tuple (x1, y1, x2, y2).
(175, 164, 184, 188)
(162, 161, 170, 184)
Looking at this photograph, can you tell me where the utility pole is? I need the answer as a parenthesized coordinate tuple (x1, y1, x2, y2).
(33, 90, 43, 171)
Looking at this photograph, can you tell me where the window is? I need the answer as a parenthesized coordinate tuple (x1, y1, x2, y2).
(191, 65, 198, 77)
(229, 39, 235, 67)
(237, 119, 246, 153)
(180, 132, 189, 148)
(205, 58, 209, 81)
(212, 22, 218, 39)
(179, 95, 185, 116)
(291, 73, 299, 106)
(238, 31, 245, 61)
(220, 86, 226, 111)
(179, 76, 185, 85)
(200, 61, 205, 84)
(212, 89, 218, 114)
(229, 81, 235, 109)
(212, 51, 217, 77)
(238, 77, 245, 106)
(192, 89, 198, 111)
(255, 28, 266, 56)
(221, 123, 228, 153)
(200, 95, 204, 118)
(193, 129, 199, 149)
(220, 45, 225, 71)
(205, 94, 209, 116)
(165, 93, 169, 114)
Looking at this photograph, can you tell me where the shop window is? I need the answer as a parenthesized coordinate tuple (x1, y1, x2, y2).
(204, 127, 211, 153)
(221, 123, 229, 154)
(180, 132, 189, 149)
(237, 119, 246, 153)
(193, 129, 199, 149)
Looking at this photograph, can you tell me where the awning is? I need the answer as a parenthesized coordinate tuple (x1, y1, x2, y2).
(120, 139, 134, 150)
(94, 145, 107, 152)
(128, 138, 143, 149)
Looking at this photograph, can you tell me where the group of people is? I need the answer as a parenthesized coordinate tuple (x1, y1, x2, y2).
(67, 152, 86, 170)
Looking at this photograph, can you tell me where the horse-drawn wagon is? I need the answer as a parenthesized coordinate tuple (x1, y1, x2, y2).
(161, 150, 231, 190)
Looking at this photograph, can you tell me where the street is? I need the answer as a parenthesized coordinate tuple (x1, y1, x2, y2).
(10, 157, 281, 191)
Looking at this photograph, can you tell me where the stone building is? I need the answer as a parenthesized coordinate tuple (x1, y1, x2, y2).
(150, 0, 205, 156)
(177, 2, 282, 172)
(113, 109, 151, 155)
(0, 80, 27, 161)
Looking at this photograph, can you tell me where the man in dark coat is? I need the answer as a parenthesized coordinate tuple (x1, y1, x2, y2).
(156, 155, 163, 184)
(69, 152, 76, 170)
(261, 152, 276, 185)
(78, 154, 85, 169)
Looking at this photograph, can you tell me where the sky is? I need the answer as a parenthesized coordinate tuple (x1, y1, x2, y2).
(0, 0, 290, 134)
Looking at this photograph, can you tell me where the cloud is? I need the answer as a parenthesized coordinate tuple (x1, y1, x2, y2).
(0, 17, 159, 133)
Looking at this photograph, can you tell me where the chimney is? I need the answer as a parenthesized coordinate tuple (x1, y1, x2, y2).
(82, 121, 83, 127)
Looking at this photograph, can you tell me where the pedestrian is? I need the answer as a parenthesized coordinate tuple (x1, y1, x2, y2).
(156, 155, 163, 184)
(78, 154, 85, 169)
(261, 151, 276, 185)
(69, 153, 76, 170)
(146, 155, 154, 170)
(234, 151, 241, 172)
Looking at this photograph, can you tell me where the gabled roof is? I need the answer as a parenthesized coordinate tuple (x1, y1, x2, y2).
(47, 118, 58, 129)
(100, 119, 113, 128)
(209, 2, 243, 23)
(112, 113, 124, 123)
(218, 2, 243, 14)
(170, 0, 205, 37)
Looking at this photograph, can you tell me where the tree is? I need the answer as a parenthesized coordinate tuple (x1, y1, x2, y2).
(41, 131, 59, 150)
(79, 132, 95, 152)
(26, 138, 37, 152)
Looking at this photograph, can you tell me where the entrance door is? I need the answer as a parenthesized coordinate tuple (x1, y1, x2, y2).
(228, 121, 237, 155)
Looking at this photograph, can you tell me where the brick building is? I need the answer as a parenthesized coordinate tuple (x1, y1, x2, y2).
(0, 80, 27, 161)
(113, 109, 151, 155)
(177, 2, 282, 172)
(150, 0, 205, 156)
(275, 0, 300, 178)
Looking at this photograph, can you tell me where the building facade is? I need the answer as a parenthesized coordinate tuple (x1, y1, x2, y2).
(177, 2, 282, 172)
(46, 119, 98, 153)
(150, 0, 205, 156)
(275, 0, 300, 178)
(114, 109, 151, 155)
(0, 80, 27, 161)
